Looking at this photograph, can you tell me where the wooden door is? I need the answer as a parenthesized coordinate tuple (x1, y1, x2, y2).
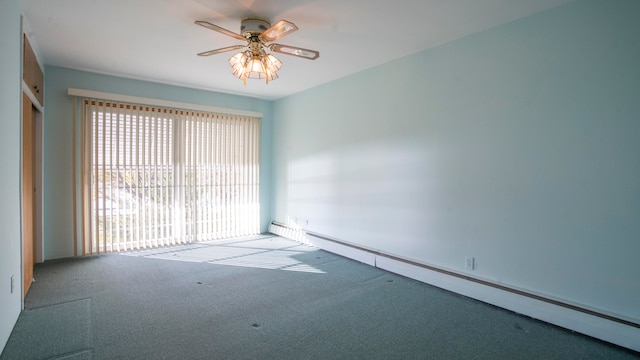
(22, 93, 35, 296)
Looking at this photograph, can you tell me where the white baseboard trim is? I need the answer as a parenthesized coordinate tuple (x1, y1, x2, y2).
(375, 255, 640, 352)
(269, 222, 640, 352)
(303, 235, 377, 267)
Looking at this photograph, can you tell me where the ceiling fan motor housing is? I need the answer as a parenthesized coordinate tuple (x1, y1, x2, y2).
(241, 18, 270, 37)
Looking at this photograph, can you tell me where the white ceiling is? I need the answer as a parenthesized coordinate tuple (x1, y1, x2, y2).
(21, 0, 572, 101)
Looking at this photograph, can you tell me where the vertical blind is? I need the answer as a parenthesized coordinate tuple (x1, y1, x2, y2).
(82, 99, 260, 254)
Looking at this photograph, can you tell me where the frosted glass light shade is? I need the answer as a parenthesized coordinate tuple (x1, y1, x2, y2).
(228, 52, 248, 79)
(228, 50, 281, 83)
(264, 54, 282, 72)
(245, 57, 265, 79)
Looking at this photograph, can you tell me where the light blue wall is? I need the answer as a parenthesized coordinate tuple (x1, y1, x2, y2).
(272, 0, 640, 321)
(43, 67, 273, 259)
(0, 0, 24, 352)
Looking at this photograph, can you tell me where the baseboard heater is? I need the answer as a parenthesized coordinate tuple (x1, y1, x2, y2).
(269, 221, 640, 352)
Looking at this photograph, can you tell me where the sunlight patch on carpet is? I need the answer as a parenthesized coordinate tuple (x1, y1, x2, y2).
(121, 236, 326, 273)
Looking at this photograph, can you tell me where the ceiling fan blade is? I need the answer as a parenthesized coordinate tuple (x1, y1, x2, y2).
(270, 44, 319, 60)
(259, 20, 298, 42)
(197, 45, 246, 57)
(195, 20, 246, 41)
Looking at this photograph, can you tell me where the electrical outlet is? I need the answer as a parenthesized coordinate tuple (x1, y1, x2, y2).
(10, 275, 14, 294)
(465, 257, 475, 270)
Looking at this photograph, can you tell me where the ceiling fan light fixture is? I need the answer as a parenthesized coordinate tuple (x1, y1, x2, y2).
(246, 56, 267, 79)
(198, 17, 318, 85)
(266, 71, 278, 82)
(229, 52, 248, 71)
(228, 51, 281, 85)
(264, 54, 282, 72)
(231, 65, 246, 78)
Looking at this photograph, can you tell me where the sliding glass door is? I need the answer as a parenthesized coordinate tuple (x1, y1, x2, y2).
(83, 100, 260, 254)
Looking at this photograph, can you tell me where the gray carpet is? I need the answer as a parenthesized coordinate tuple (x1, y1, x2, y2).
(51, 351, 92, 360)
(2, 299, 92, 360)
(2, 235, 638, 359)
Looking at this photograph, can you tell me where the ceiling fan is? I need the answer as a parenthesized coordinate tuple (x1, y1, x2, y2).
(195, 18, 320, 84)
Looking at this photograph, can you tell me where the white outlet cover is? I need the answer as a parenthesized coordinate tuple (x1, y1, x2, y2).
(465, 257, 475, 270)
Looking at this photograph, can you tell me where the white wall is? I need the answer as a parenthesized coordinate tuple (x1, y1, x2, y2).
(0, 0, 24, 353)
(43, 67, 273, 259)
(272, 0, 640, 325)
